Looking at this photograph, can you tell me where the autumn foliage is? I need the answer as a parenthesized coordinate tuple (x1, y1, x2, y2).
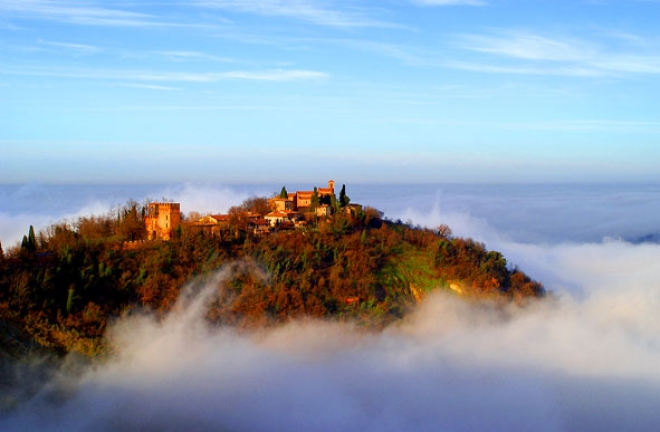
(0, 198, 544, 356)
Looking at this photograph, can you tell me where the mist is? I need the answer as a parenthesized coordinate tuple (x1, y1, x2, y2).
(0, 183, 266, 248)
(3, 244, 660, 430)
(2, 183, 660, 431)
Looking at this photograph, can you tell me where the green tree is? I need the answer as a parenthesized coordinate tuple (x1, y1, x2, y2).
(279, 186, 288, 198)
(28, 225, 37, 251)
(339, 184, 350, 208)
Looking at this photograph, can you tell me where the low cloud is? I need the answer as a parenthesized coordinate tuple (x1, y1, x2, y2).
(3, 238, 660, 430)
(0, 183, 253, 248)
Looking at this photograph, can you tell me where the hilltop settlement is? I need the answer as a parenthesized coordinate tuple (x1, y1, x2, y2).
(0, 181, 545, 359)
(146, 180, 360, 241)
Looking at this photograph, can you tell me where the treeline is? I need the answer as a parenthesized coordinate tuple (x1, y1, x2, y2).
(0, 198, 544, 356)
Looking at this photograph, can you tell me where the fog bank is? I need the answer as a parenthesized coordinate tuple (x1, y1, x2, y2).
(3, 238, 660, 431)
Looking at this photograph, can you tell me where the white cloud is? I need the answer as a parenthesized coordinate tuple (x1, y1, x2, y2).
(0, 0, 219, 29)
(446, 59, 605, 77)
(0, 0, 161, 27)
(37, 38, 100, 54)
(410, 0, 486, 6)
(0, 65, 328, 83)
(154, 50, 234, 63)
(458, 31, 596, 62)
(193, 0, 394, 28)
(121, 82, 181, 91)
(452, 29, 660, 77)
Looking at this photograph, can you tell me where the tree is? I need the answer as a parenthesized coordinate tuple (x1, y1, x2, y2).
(437, 224, 452, 238)
(279, 186, 288, 198)
(339, 184, 350, 208)
(310, 187, 320, 212)
(115, 200, 146, 241)
(20, 226, 37, 253)
(241, 196, 269, 215)
(28, 225, 37, 251)
(0, 237, 3, 259)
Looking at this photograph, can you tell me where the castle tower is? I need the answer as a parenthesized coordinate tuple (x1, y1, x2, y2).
(145, 202, 181, 240)
(328, 180, 335, 193)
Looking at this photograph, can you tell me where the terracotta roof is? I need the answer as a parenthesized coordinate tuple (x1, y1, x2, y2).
(197, 215, 228, 224)
(265, 211, 288, 218)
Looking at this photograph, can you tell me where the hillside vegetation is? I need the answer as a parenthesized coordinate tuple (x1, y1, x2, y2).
(0, 198, 544, 357)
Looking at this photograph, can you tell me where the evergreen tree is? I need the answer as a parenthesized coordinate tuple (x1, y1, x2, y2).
(28, 225, 37, 251)
(0, 237, 3, 259)
(339, 184, 350, 208)
(279, 186, 288, 198)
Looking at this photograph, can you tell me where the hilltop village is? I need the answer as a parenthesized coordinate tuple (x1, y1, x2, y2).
(0, 179, 546, 359)
(145, 180, 363, 241)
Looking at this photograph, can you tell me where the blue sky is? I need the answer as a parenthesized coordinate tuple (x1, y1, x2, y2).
(1, 0, 659, 184)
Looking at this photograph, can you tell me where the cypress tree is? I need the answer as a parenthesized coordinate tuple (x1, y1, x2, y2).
(339, 184, 350, 208)
(66, 286, 75, 315)
(28, 225, 37, 251)
(279, 186, 288, 198)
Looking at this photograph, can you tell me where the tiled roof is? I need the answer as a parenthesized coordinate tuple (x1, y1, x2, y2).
(265, 211, 287, 218)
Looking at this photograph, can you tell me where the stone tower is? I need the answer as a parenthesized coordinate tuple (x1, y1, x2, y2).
(328, 179, 335, 193)
(145, 202, 181, 240)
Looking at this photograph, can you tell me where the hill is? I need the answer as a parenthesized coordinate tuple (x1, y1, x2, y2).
(0, 196, 545, 358)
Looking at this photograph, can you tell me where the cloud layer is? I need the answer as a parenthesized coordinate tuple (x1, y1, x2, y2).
(3, 241, 660, 431)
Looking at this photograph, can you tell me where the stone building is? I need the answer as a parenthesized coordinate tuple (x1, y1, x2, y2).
(145, 202, 181, 240)
(269, 180, 336, 213)
(192, 214, 229, 237)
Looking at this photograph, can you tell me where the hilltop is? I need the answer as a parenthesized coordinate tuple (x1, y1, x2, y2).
(0, 183, 545, 357)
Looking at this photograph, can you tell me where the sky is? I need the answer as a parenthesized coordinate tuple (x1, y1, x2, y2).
(2, 0, 660, 184)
